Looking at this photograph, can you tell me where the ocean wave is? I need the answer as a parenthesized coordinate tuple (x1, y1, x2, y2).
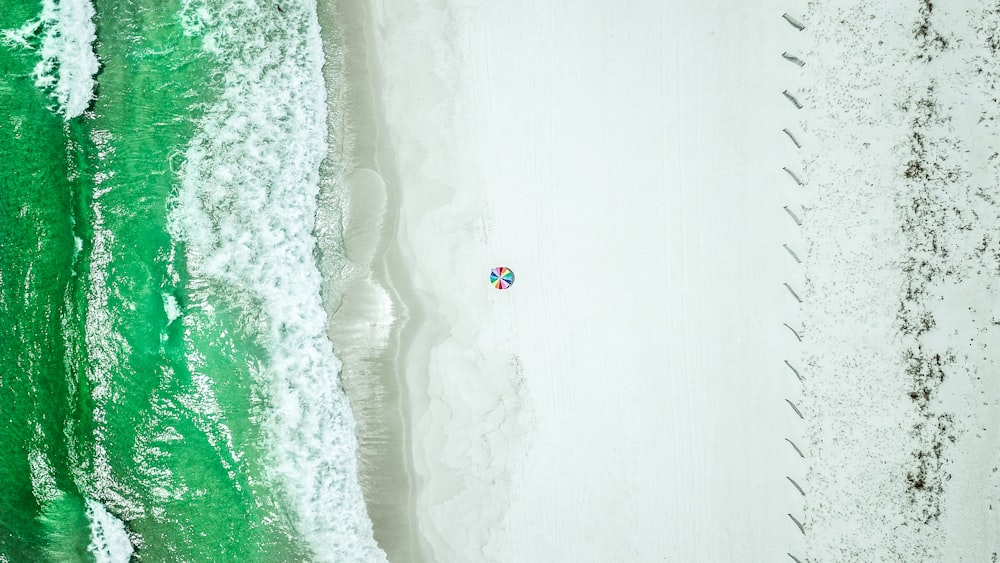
(3, 0, 101, 118)
(38, 0, 99, 117)
(78, 128, 145, 522)
(168, 0, 385, 560)
(85, 498, 134, 563)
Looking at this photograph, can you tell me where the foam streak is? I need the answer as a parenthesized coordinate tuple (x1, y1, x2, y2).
(169, 0, 385, 559)
(33, 0, 101, 118)
(85, 499, 134, 563)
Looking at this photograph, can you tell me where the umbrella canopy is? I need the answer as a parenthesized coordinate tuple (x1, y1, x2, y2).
(490, 266, 514, 290)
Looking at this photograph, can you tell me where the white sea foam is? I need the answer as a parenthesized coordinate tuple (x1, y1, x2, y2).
(169, 0, 385, 560)
(34, 0, 100, 118)
(3, 1, 100, 117)
(162, 293, 181, 324)
(1, 19, 40, 50)
(75, 129, 145, 525)
(27, 442, 60, 504)
(85, 498, 134, 563)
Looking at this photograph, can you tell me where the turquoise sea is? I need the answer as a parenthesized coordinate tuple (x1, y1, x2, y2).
(0, 0, 383, 560)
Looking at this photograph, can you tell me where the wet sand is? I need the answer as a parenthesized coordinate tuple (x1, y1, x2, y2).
(316, 0, 429, 561)
(323, 0, 535, 559)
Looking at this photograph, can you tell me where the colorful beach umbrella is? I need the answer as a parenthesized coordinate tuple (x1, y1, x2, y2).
(490, 266, 515, 290)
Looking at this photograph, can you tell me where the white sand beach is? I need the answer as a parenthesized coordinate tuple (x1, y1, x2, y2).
(347, 0, 806, 560)
(333, 0, 1000, 561)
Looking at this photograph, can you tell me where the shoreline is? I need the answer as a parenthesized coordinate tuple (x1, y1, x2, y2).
(316, 1, 430, 561)
(328, 2, 532, 560)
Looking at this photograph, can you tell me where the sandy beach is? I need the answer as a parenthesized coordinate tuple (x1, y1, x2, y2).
(329, 0, 1000, 561)
(332, 0, 807, 560)
(316, 0, 429, 560)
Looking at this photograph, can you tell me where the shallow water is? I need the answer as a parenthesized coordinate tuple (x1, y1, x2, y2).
(0, 0, 383, 560)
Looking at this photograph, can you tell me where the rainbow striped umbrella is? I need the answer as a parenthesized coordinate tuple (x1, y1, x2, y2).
(490, 266, 515, 290)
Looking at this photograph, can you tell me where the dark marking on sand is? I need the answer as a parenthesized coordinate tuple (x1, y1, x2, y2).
(785, 398, 805, 419)
(783, 206, 803, 226)
(782, 166, 805, 185)
(786, 476, 806, 496)
(788, 513, 806, 535)
(782, 13, 806, 31)
(782, 244, 802, 264)
(785, 438, 806, 458)
(782, 90, 804, 109)
(782, 128, 803, 148)
(783, 322, 803, 342)
(783, 283, 803, 303)
(782, 52, 806, 67)
(784, 360, 804, 382)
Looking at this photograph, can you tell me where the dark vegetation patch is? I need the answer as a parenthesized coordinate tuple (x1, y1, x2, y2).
(894, 32, 964, 525)
(974, 7, 1000, 55)
(902, 348, 955, 525)
(914, 0, 951, 60)
(905, 411, 955, 524)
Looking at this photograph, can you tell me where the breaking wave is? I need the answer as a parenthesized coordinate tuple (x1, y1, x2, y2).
(85, 499, 134, 563)
(168, 0, 385, 560)
(2, 0, 101, 118)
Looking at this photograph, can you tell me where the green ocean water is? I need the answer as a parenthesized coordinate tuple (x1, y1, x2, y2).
(0, 0, 382, 560)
